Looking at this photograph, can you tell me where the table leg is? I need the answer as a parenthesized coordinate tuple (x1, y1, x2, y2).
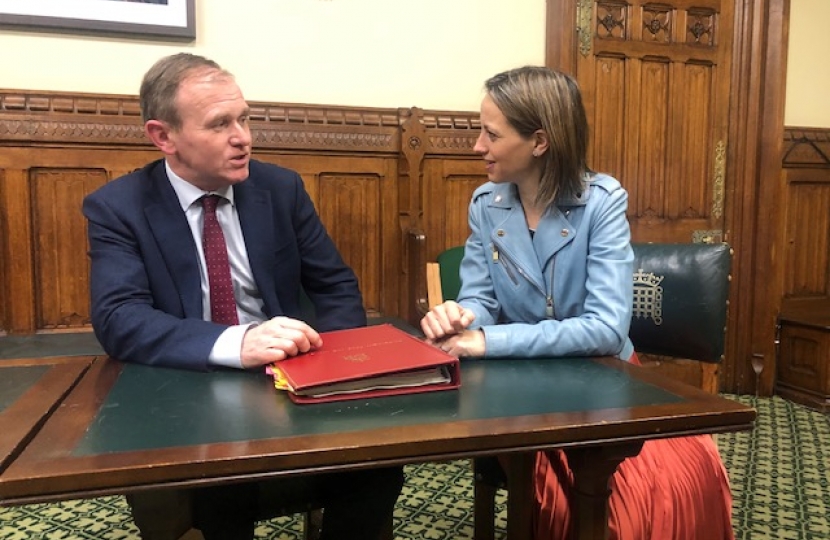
(564, 442, 643, 540)
(502, 451, 536, 540)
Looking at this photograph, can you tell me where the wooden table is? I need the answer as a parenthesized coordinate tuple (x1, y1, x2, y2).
(0, 354, 755, 540)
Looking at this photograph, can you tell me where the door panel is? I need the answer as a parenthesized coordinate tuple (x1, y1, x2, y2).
(578, 0, 732, 245)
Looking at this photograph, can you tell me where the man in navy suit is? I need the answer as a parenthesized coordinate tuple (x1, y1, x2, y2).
(83, 53, 402, 540)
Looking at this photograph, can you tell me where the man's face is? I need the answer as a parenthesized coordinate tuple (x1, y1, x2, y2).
(162, 70, 252, 191)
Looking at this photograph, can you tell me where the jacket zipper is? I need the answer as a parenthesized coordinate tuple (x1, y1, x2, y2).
(492, 242, 556, 319)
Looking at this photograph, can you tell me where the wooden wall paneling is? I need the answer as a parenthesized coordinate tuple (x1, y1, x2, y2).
(318, 172, 383, 315)
(781, 130, 830, 304)
(581, 0, 732, 245)
(1, 169, 35, 334)
(31, 168, 107, 332)
(776, 319, 830, 412)
(545, 0, 579, 74)
(0, 146, 163, 335)
(783, 128, 830, 168)
(720, 0, 789, 394)
(439, 159, 484, 248)
(422, 158, 482, 258)
(782, 168, 830, 299)
(0, 169, 5, 334)
(247, 104, 402, 320)
(628, 57, 667, 232)
(589, 55, 626, 183)
(265, 153, 400, 318)
(775, 131, 830, 409)
(420, 111, 480, 262)
(398, 107, 427, 324)
(402, 110, 481, 323)
(276, 157, 401, 315)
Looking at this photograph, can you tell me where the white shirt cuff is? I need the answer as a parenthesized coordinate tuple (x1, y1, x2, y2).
(208, 323, 256, 369)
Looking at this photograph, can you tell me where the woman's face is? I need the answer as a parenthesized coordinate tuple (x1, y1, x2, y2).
(473, 94, 541, 185)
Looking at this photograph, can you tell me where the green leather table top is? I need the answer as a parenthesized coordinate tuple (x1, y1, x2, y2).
(0, 366, 49, 411)
(74, 357, 682, 455)
(0, 357, 94, 475)
(0, 352, 755, 506)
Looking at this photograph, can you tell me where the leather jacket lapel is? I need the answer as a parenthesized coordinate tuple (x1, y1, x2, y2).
(487, 185, 544, 289)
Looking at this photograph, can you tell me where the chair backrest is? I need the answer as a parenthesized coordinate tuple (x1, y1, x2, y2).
(426, 242, 732, 364)
(630, 242, 731, 363)
(436, 246, 465, 301)
(426, 246, 464, 308)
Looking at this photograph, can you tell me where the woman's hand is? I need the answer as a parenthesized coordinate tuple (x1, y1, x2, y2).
(434, 329, 485, 358)
(420, 300, 476, 341)
(240, 316, 322, 368)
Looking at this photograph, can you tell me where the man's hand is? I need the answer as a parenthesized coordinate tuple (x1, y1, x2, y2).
(240, 316, 322, 369)
(420, 300, 475, 341)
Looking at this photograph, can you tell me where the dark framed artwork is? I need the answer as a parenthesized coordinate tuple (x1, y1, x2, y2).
(0, 0, 195, 40)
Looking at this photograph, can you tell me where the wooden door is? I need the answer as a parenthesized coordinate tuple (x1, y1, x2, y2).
(551, 0, 735, 388)
(574, 0, 733, 245)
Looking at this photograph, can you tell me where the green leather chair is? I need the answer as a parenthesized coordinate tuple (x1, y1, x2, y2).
(426, 241, 733, 540)
(426, 245, 465, 309)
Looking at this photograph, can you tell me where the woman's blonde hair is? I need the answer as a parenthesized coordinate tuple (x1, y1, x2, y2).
(485, 66, 590, 207)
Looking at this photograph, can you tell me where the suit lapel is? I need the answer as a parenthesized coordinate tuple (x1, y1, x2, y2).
(144, 168, 203, 318)
(235, 182, 281, 316)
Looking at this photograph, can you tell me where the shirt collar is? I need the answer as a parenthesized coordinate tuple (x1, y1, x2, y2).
(165, 161, 235, 211)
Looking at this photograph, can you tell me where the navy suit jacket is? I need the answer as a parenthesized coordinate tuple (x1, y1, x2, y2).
(83, 159, 366, 370)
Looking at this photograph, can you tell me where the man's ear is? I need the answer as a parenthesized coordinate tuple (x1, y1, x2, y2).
(533, 129, 550, 156)
(144, 120, 176, 155)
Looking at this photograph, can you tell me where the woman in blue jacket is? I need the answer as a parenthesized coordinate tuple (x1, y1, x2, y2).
(421, 66, 734, 540)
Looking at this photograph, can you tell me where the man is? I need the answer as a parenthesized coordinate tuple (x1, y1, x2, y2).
(83, 53, 403, 540)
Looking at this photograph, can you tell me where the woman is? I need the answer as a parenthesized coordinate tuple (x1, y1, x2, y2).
(420, 66, 734, 540)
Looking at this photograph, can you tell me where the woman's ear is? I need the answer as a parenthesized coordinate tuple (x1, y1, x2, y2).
(533, 129, 549, 157)
(144, 120, 176, 156)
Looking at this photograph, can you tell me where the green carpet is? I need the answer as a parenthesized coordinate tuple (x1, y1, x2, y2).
(1, 395, 828, 540)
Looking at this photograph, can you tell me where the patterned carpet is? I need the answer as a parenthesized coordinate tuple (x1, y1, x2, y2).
(1, 395, 828, 540)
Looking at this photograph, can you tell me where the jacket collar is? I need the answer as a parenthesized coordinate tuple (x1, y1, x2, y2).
(486, 182, 583, 277)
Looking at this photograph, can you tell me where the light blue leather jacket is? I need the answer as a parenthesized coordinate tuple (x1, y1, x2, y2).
(458, 173, 635, 360)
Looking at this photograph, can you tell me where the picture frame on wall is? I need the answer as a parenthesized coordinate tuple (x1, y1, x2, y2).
(0, 0, 195, 40)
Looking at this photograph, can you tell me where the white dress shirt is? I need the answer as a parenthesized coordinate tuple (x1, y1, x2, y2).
(166, 162, 264, 369)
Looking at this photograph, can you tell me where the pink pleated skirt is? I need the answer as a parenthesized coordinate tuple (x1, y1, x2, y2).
(533, 434, 734, 540)
(532, 353, 734, 540)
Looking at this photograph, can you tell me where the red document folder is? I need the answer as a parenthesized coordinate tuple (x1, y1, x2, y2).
(266, 324, 461, 404)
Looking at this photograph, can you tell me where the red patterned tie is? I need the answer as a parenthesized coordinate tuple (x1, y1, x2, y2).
(202, 195, 239, 325)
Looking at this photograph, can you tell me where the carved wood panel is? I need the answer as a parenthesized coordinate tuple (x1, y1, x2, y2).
(422, 158, 485, 257)
(31, 169, 107, 331)
(783, 169, 830, 299)
(0, 170, 4, 331)
(781, 129, 830, 305)
(317, 173, 383, 312)
(420, 114, 481, 263)
(578, 0, 732, 244)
